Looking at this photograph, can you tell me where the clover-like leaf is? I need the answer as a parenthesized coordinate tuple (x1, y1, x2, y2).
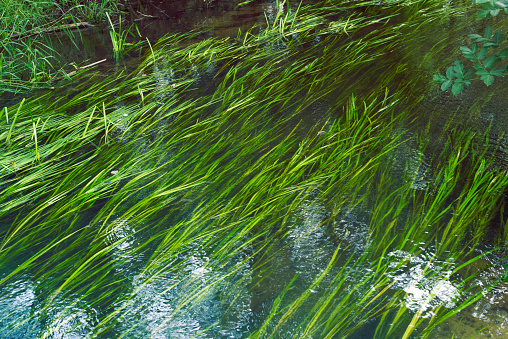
(493, 29, 504, 44)
(481, 74, 495, 85)
(460, 46, 473, 54)
(477, 48, 488, 60)
(464, 54, 479, 62)
(485, 26, 493, 38)
(483, 55, 498, 68)
(451, 81, 464, 95)
(476, 69, 490, 75)
(446, 66, 455, 79)
(490, 68, 505, 76)
(484, 42, 499, 48)
(472, 43, 479, 53)
(441, 80, 453, 91)
(478, 8, 492, 17)
(460, 46, 477, 61)
(464, 70, 473, 79)
(495, 0, 508, 8)
(433, 74, 447, 84)
(453, 60, 466, 77)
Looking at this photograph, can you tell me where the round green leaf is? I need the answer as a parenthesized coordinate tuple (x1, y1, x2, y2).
(452, 81, 464, 95)
(477, 48, 488, 60)
(446, 66, 455, 79)
(441, 80, 453, 91)
(483, 74, 495, 85)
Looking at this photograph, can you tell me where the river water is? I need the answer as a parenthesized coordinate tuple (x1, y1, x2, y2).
(1, 0, 508, 338)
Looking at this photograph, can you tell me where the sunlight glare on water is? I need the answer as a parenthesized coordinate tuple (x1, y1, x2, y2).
(0, 275, 41, 338)
(433, 258, 508, 339)
(2, 0, 508, 337)
(387, 250, 459, 318)
(114, 241, 253, 338)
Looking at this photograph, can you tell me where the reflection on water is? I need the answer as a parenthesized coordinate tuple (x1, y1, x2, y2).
(289, 198, 334, 282)
(433, 258, 508, 339)
(2, 0, 508, 338)
(0, 276, 40, 338)
(105, 218, 146, 276)
(41, 0, 304, 74)
(114, 242, 253, 338)
(153, 65, 177, 100)
(387, 250, 459, 318)
(0, 275, 98, 339)
(333, 207, 370, 252)
(41, 299, 98, 339)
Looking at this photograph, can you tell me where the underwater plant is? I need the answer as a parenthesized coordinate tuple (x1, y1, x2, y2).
(0, 0, 507, 338)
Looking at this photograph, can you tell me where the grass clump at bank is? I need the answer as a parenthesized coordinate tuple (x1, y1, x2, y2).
(1, 0, 507, 338)
(0, 0, 128, 94)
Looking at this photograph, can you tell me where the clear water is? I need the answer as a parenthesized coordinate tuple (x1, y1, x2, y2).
(2, 0, 508, 338)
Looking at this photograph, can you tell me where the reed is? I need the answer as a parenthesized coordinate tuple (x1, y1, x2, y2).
(106, 12, 142, 62)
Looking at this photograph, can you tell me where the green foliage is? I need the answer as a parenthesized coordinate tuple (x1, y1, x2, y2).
(106, 13, 142, 62)
(474, 0, 508, 18)
(434, 4, 507, 94)
(0, 0, 126, 94)
(1, 1, 506, 338)
(433, 60, 472, 94)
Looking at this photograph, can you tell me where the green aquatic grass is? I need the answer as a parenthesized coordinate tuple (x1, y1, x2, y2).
(106, 12, 142, 63)
(0, 0, 506, 338)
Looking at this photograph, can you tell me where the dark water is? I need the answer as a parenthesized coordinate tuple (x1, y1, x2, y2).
(44, 0, 307, 71)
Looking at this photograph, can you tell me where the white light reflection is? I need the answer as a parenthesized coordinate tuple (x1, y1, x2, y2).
(387, 250, 459, 318)
(433, 260, 508, 338)
(41, 299, 98, 339)
(0, 275, 41, 338)
(288, 198, 336, 284)
(114, 243, 253, 338)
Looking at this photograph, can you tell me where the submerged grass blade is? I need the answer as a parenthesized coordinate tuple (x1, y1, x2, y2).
(0, 0, 504, 338)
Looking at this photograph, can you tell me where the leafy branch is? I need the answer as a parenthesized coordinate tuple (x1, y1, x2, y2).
(434, 0, 508, 94)
(475, 0, 508, 18)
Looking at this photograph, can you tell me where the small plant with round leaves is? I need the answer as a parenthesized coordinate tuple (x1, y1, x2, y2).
(434, 1, 508, 94)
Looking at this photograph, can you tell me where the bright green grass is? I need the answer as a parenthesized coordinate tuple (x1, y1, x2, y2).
(0, 0, 505, 338)
(0, 0, 126, 94)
